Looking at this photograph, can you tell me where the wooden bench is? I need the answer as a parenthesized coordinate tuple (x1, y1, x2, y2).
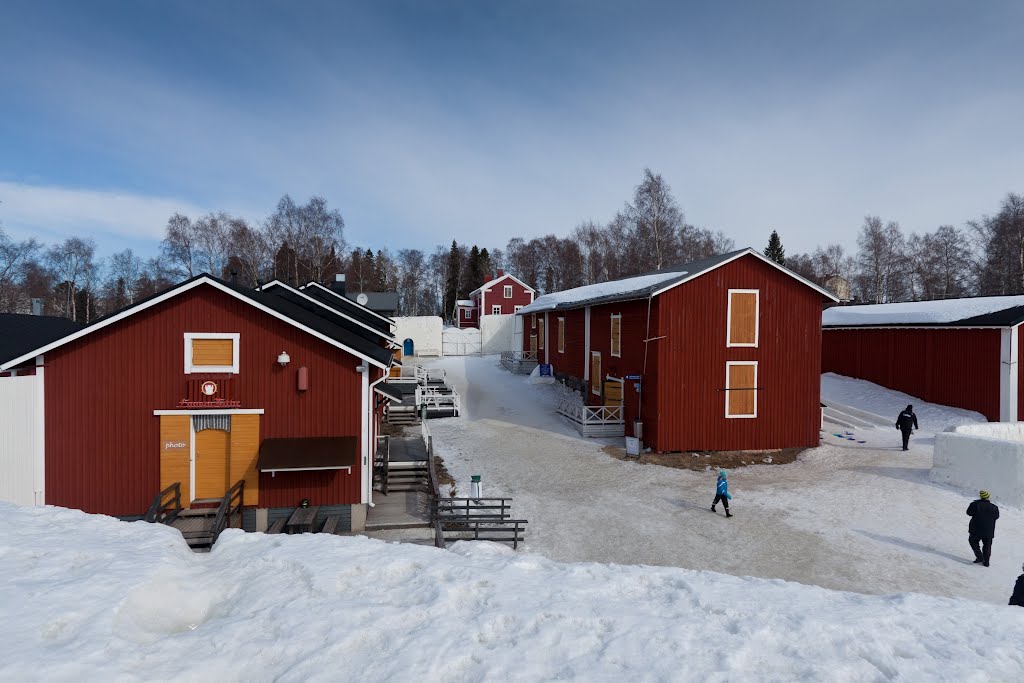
(321, 515, 341, 535)
(266, 518, 287, 534)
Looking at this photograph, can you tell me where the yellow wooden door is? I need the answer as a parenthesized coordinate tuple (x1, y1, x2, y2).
(229, 415, 260, 506)
(160, 415, 192, 503)
(194, 428, 230, 500)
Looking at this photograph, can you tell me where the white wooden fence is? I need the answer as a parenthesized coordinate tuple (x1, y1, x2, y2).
(556, 400, 625, 437)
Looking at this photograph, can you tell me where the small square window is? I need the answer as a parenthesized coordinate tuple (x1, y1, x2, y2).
(185, 333, 239, 374)
(504, 285, 513, 298)
(492, 305, 502, 315)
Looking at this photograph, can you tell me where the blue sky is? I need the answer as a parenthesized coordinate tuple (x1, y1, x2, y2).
(2, 1, 1022, 259)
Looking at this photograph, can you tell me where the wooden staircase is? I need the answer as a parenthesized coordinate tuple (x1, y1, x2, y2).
(145, 480, 245, 552)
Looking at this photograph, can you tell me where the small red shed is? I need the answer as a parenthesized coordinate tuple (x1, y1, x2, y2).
(822, 297, 1024, 421)
(517, 248, 836, 452)
(0, 275, 397, 531)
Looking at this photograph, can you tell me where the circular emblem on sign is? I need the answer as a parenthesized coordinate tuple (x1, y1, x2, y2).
(201, 381, 218, 396)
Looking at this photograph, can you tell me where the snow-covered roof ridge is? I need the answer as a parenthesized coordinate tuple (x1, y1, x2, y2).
(823, 295, 1024, 327)
(455, 299, 474, 306)
(467, 272, 535, 297)
(517, 248, 836, 315)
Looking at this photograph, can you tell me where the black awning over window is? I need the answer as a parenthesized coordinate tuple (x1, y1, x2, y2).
(374, 382, 405, 402)
(257, 437, 358, 473)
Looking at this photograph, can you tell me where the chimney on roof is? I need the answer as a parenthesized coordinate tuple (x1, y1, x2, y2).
(497, 269, 504, 277)
(31, 298, 43, 316)
(332, 273, 347, 296)
(484, 274, 493, 282)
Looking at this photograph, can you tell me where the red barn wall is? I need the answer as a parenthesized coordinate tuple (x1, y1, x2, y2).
(43, 285, 364, 517)
(655, 256, 823, 451)
(823, 327, 1001, 421)
(549, 308, 587, 380)
(480, 279, 533, 316)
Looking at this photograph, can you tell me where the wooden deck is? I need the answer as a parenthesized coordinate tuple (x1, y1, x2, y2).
(366, 490, 433, 530)
(388, 435, 428, 463)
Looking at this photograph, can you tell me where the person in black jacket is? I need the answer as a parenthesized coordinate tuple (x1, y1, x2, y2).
(967, 490, 999, 567)
(895, 404, 919, 450)
(1009, 563, 1024, 606)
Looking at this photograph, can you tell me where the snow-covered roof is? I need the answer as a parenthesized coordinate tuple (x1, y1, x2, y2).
(517, 248, 836, 315)
(468, 272, 536, 297)
(823, 296, 1024, 328)
(455, 299, 474, 307)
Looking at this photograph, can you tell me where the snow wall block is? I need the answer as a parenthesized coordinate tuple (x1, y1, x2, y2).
(480, 314, 516, 355)
(952, 422, 1024, 442)
(392, 316, 443, 357)
(931, 431, 1024, 506)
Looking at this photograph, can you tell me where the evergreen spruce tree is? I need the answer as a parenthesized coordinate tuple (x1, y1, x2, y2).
(363, 248, 375, 289)
(765, 230, 786, 265)
(443, 240, 461, 320)
(467, 245, 483, 294)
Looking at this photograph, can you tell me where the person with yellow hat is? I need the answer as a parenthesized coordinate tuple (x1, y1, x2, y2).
(967, 490, 999, 567)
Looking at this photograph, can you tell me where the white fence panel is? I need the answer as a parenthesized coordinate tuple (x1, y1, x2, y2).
(0, 375, 41, 506)
(442, 328, 482, 356)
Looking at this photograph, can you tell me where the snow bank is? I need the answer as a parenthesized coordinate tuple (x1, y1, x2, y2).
(517, 271, 686, 315)
(822, 373, 985, 433)
(933, 428, 1024, 506)
(823, 295, 1024, 327)
(3, 504, 1024, 681)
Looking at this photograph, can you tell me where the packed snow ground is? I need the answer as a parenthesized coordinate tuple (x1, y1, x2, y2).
(425, 356, 1024, 605)
(2, 503, 1024, 682)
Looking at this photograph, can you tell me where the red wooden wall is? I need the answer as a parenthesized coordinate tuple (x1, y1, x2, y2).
(654, 256, 824, 451)
(822, 327, 1001, 421)
(549, 308, 587, 379)
(44, 285, 365, 517)
(478, 278, 534, 316)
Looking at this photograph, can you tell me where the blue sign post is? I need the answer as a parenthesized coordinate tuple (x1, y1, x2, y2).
(539, 364, 553, 377)
(625, 374, 641, 381)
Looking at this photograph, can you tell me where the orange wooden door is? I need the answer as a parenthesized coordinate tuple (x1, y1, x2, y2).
(194, 428, 229, 500)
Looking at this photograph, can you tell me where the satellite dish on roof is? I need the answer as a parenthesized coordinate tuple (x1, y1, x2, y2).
(357, 293, 369, 306)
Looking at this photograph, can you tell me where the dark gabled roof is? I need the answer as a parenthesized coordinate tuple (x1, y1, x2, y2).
(300, 281, 396, 326)
(821, 296, 1024, 329)
(374, 382, 405, 402)
(262, 287, 393, 347)
(0, 274, 396, 371)
(302, 287, 393, 334)
(0, 314, 82, 366)
(345, 291, 399, 314)
(518, 248, 837, 315)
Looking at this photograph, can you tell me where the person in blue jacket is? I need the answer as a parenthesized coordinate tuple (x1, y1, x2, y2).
(711, 470, 733, 517)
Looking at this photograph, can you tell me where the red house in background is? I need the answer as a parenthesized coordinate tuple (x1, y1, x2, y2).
(517, 248, 836, 452)
(822, 297, 1024, 422)
(0, 275, 397, 532)
(456, 272, 535, 328)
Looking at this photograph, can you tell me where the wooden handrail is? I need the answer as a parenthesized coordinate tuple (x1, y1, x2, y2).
(209, 479, 245, 546)
(145, 482, 182, 524)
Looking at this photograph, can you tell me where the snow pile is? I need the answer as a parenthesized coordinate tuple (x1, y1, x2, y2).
(823, 296, 1024, 327)
(517, 271, 687, 315)
(2, 503, 1024, 681)
(528, 363, 555, 384)
(822, 372, 984, 433)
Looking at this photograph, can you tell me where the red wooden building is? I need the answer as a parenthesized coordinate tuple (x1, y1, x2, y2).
(0, 275, 398, 531)
(517, 248, 836, 452)
(822, 297, 1024, 421)
(456, 272, 535, 328)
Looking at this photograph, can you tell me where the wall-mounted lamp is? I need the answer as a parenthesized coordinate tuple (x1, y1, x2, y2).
(278, 351, 291, 367)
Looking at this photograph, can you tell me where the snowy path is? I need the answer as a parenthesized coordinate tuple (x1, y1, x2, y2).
(425, 356, 1024, 605)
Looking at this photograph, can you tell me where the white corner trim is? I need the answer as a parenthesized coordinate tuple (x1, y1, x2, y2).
(360, 365, 369, 505)
(153, 408, 265, 415)
(725, 360, 758, 419)
(726, 290, 760, 348)
(1000, 326, 1018, 422)
(33, 355, 45, 505)
(184, 332, 240, 374)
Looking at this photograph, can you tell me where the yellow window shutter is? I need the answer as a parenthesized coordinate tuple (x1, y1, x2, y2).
(727, 364, 757, 417)
(192, 338, 234, 366)
(728, 292, 758, 346)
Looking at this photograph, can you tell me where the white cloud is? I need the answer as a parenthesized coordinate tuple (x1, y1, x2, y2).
(0, 181, 209, 244)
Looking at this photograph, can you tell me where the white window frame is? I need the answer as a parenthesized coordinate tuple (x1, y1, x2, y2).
(558, 317, 565, 354)
(463, 308, 472, 320)
(726, 289, 760, 348)
(610, 314, 622, 357)
(725, 360, 758, 419)
(184, 332, 240, 374)
(491, 305, 502, 315)
(591, 352, 601, 395)
(504, 285, 513, 299)
(514, 305, 523, 313)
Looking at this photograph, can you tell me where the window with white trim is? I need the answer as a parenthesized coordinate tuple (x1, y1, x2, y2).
(185, 333, 240, 374)
(727, 289, 759, 347)
(610, 314, 622, 357)
(504, 285, 513, 298)
(725, 361, 758, 418)
(514, 305, 523, 313)
(492, 305, 502, 315)
(558, 317, 565, 353)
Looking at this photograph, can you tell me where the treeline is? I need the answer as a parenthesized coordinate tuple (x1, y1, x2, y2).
(778, 192, 1024, 303)
(3, 172, 1023, 321)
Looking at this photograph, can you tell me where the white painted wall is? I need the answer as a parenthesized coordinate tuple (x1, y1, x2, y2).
(931, 427, 1024, 506)
(392, 316, 443, 357)
(0, 375, 42, 506)
(480, 314, 516, 355)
